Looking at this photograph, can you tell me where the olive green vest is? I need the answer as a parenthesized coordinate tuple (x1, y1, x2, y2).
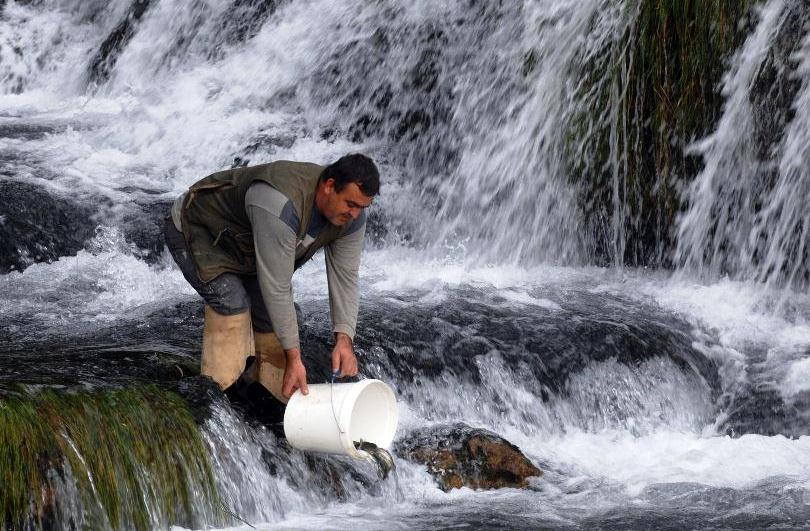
(180, 160, 346, 282)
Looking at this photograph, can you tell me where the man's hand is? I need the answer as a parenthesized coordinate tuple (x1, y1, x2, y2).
(332, 332, 358, 377)
(282, 348, 309, 399)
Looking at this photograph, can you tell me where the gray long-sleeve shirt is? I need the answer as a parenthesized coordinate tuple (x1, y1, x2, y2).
(245, 182, 366, 350)
(172, 182, 366, 350)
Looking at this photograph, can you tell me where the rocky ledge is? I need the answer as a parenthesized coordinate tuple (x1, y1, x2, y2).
(395, 422, 542, 491)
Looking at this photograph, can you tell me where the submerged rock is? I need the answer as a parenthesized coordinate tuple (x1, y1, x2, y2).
(395, 423, 541, 491)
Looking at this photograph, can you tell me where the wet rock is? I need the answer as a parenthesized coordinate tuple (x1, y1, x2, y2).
(174, 375, 221, 423)
(209, 0, 280, 59)
(309, 16, 466, 173)
(119, 198, 173, 262)
(298, 286, 720, 403)
(750, 0, 809, 162)
(395, 423, 541, 491)
(254, 437, 382, 503)
(231, 131, 297, 167)
(0, 180, 96, 273)
(300, 451, 380, 500)
(721, 379, 810, 439)
(0, 299, 204, 392)
(363, 206, 391, 246)
(0, 123, 61, 141)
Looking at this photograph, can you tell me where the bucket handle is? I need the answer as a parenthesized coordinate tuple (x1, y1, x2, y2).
(329, 371, 369, 436)
(330, 369, 347, 434)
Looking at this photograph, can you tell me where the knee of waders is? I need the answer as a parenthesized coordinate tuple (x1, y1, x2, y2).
(202, 275, 251, 316)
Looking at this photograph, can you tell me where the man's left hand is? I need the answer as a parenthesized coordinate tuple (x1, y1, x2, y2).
(332, 332, 358, 377)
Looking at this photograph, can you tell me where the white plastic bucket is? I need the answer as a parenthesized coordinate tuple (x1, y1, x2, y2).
(283, 379, 398, 458)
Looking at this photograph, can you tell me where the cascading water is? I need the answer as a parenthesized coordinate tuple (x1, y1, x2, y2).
(676, 0, 810, 294)
(1, 0, 810, 529)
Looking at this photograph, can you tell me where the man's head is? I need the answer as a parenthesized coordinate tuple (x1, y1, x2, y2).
(315, 153, 380, 226)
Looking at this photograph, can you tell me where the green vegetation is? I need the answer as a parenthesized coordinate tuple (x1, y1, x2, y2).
(0, 385, 223, 530)
(567, 0, 753, 266)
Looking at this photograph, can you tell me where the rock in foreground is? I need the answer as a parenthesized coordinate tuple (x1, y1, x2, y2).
(395, 423, 541, 491)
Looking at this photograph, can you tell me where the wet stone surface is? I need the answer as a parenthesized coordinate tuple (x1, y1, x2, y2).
(0, 180, 97, 273)
(395, 422, 541, 491)
(345, 287, 720, 398)
(1, 281, 807, 440)
(118, 198, 174, 263)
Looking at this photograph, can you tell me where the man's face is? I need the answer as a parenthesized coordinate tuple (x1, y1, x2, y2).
(319, 179, 373, 226)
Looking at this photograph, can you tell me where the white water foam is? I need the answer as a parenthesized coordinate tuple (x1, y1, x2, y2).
(638, 277, 810, 407)
(0, 0, 125, 95)
(0, 226, 193, 335)
(534, 430, 810, 497)
(0, 0, 373, 211)
(295, 253, 810, 510)
(785, 358, 810, 397)
(2, 236, 809, 525)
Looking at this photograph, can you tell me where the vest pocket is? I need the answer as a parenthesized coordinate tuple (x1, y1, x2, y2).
(233, 231, 255, 253)
(213, 227, 253, 266)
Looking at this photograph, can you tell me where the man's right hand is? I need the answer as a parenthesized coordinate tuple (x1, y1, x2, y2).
(282, 349, 309, 399)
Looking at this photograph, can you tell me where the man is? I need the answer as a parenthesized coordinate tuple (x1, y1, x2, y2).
(164, 154, 379, 421)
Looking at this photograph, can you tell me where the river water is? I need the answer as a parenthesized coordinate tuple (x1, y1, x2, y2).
(1, 0, 809, 529)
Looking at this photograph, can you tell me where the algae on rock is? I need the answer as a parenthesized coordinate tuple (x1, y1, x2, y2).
(0, 385, 222, 530)
(565, 0, 754, 267)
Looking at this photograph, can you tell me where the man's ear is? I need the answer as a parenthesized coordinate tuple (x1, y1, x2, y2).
(323, 177, 336, 194)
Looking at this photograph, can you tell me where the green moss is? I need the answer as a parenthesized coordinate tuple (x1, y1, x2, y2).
(566, 0, 753, 266)
(0, 385, 223, 530)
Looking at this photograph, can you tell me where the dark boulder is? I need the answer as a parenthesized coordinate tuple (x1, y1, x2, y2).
(0, 180, 96, 273)
(118, 197, 173, 263)
(231, 131, 297, 168)
(342, 288, 719, 398)
(395, 422, 541, 491)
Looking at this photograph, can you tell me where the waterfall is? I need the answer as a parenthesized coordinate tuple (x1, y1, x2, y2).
(1, 0, 617, 263)
(0, 0, 807, 285)
(676, 0, 810, 294)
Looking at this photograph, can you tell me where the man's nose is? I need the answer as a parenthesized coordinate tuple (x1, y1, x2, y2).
(350, 207, 361, 219)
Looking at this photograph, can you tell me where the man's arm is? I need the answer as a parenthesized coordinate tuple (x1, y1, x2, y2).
(245, 183, 308, 396)
(325, 211, 366, 376)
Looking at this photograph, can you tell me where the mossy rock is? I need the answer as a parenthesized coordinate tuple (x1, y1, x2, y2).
(0, 384, 222, 530)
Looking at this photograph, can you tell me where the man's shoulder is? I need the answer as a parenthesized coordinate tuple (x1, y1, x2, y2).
(245, 182, 300, 234)
(252, 160, 325, 180)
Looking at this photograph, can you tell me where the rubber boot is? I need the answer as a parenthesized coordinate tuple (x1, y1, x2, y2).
(223, 333, 288, 435)
(224, 377, 286, 435)
(200, 305, 254, 390)
(254, 331, 288, 404)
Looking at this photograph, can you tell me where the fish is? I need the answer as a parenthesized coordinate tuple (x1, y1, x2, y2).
(354, 440, 396, 479)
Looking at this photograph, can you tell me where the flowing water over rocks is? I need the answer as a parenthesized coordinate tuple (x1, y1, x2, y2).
(2, 0, 810, 529)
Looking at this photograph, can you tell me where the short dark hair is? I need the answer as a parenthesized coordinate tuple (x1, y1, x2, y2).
(321, 153, 380, 196)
